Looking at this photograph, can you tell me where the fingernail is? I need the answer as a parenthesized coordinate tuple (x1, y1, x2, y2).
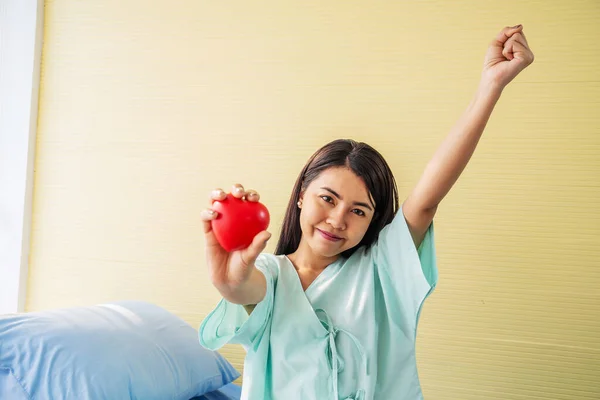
(513, 24, 522, 28)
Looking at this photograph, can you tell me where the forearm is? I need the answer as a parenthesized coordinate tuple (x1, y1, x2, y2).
(213, 267, 266, 306)
(410, 81, 503, 210)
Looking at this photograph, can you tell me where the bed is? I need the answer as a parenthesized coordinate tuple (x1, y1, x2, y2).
(0, 301, 242, 400)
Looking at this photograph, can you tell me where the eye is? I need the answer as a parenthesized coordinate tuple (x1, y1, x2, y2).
(352, 209, 366, 217)
(320, 195, 334, 203)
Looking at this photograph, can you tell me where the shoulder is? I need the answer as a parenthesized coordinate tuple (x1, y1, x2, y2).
(254, 253, 287, 279)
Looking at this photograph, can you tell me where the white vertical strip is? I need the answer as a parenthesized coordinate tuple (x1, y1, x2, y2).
(0, 0, 44, 314)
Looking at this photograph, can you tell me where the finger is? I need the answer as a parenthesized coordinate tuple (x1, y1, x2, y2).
(231, 183, 245, 199)
(503, 31, 529, 59)
(245, 190, 260, 202)
(517, 30, 530, 48)
(201, 208, 219, 221)
(209, 188, 227, 203)
(511, 40, 535, 65)
(240, 231, 272, 265)
(502, 37, 517, 60)
(494, 24, 523, 46)
(508, 32, 528, 50)
(505, 32, 534, 62)
(201, 209, 219, 233)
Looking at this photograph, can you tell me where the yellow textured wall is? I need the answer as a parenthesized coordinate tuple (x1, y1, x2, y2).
(27, 1, 599, 398)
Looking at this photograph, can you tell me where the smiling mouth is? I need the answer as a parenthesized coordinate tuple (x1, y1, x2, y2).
(316, 228, 342, 241)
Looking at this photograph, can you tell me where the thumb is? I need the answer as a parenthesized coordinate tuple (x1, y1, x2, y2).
(241, 231, 272, 266)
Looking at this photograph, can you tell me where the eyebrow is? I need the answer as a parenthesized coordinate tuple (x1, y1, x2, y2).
(320, 186, 374, 211)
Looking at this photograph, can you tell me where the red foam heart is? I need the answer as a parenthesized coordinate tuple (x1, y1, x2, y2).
(211, 194, 270, 252)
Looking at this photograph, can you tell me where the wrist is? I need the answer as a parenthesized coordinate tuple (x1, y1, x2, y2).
(477, 78, 504, 100)
(212, 267, 265, 305)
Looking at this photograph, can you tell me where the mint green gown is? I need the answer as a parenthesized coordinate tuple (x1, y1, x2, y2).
(199, 206, 438, 399)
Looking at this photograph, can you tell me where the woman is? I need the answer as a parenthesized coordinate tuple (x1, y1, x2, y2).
(199, 25, 534, 400)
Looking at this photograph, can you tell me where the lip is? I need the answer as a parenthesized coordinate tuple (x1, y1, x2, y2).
(316, 228, 343, 242)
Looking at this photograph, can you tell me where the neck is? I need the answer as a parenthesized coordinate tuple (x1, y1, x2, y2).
(287, 240, 338, 273)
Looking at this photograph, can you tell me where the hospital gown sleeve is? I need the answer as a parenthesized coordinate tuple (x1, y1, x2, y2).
(198, 254, 277, 351)
(370, 204, 438, 324)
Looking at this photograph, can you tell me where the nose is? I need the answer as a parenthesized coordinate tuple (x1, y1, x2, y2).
(326, 207, 346, 231)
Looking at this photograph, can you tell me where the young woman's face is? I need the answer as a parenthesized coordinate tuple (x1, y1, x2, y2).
(298, 167, 376, 259)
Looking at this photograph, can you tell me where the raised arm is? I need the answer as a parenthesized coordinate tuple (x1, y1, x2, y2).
(403, 25, 535, 247)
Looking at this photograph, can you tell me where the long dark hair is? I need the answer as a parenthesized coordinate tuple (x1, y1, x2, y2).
(275, 139, 399, 259)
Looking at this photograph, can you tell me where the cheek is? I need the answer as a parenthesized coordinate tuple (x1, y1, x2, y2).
(351, 219, 372, 241)
(301, 203, 324, 223)
(298, 208, 315, 233)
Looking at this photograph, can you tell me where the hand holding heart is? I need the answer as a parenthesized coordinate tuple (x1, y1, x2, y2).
(201, 184, 271, 290)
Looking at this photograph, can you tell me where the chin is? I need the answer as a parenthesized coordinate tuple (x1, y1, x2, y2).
(319, 248, 341, 258)
(310, 238, 345, 258)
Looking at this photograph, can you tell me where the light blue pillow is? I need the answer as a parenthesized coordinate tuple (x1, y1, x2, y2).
(191, 382, 242, 400)
(0, 300, 240, 400)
